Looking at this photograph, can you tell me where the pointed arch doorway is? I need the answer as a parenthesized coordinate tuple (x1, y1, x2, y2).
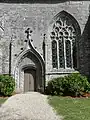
(15, 49, 45, 93)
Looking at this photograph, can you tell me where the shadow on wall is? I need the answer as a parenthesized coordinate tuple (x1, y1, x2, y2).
(0, 0, 89, 4)
(79, 14, 90, 79)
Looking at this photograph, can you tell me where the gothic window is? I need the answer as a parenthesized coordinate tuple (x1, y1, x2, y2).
(50, 11, 80, 69)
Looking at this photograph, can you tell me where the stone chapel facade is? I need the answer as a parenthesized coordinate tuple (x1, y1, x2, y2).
(0, 0, 90, 92)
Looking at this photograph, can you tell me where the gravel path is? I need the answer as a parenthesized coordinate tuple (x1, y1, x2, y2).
(0, 92, 62, 120)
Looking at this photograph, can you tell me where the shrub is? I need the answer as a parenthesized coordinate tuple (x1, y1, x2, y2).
(0, 75, 15, 96)
(64, 73, 90, 96)
(46, 77, 65, 96)
(46, 73, 90, 97)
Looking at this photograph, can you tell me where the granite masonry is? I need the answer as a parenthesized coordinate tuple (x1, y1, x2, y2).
(0, 0, 90, 92)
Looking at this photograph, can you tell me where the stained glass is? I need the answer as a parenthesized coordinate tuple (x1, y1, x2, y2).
(52, 40, 58, 68)
(59, 39, 64, 68)
(66, 40, 72, 67)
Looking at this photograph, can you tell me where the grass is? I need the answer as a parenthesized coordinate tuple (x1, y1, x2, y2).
(48, 96, 90, 120)
(0, 97, 7, 105)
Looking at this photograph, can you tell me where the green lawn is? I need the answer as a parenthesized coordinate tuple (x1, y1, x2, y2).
(48, 96, 90, 120)
(0, 97, 7, 105)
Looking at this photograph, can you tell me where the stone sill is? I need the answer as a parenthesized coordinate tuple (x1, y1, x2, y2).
(46, 68, 79, 75)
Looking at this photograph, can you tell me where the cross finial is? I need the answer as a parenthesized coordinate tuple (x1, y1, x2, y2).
(25, 28, 33, 40)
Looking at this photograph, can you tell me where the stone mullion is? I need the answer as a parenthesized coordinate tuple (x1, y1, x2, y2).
(57, 40, 59, 69)
(64, 38, 66, 69)
(71, 40, 73, 69)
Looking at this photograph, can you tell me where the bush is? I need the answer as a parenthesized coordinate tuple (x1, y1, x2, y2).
(0, 75, 15, 96)
(64, 73, 90, 96)
(45, 77, 65, 95)
(46, 73, 90, 97)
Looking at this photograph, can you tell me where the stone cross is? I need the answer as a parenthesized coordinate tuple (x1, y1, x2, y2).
(25, 28, 33, 40)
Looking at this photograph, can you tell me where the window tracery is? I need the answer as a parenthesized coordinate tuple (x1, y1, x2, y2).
(50, 15, 77, 69)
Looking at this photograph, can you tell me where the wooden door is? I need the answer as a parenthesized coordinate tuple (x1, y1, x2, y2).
(24, 69, 36, 92)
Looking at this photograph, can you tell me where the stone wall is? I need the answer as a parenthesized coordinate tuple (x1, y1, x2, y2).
(0, 1, 89, 81)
